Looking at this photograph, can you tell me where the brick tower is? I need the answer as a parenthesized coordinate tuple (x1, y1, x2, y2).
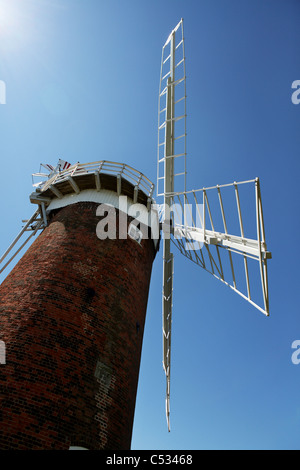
(0, 161, 160, 450)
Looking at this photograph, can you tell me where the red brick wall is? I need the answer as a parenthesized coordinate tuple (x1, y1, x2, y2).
(0, 201, 157, 450)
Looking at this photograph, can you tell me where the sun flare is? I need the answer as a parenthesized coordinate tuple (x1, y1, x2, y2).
(0, 0, 21, 35)
(0, 0, 38, 57)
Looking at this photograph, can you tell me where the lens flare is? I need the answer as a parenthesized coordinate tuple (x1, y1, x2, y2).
(0, 0, 21, 35)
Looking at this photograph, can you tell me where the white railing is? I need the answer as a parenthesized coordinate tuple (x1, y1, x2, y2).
(35, 161, 155, 199)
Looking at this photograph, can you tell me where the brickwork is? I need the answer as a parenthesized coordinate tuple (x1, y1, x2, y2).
(0, 201, 157, 450)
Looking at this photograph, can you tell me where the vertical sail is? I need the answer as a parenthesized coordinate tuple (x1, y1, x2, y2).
(158, 19, 187, 430)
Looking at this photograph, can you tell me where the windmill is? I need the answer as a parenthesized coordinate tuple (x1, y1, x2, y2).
(0, 19, 271, 447)
(157, 19, 271, 431)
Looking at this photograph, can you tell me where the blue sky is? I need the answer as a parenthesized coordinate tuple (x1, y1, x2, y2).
(0, 0, 299, 450)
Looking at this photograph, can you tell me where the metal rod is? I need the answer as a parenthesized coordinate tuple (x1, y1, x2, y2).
(204, 191, 215, 232)
(234, 183, 251, 299)
(182, 18, 187, 195)
(175, 58, 185, 68)
(163, 54, 171, 64)
(217, 186, 228, 234)
(203, 190, 206, 239)
(0, 220, 43, 274)
(255, 179, 268, 314)
(0, 209, 40, 264)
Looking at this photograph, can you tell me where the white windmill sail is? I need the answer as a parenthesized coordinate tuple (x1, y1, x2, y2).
(171, 178, 271, 316)
(158, 18, 187, 431)
(157, 18, 187, 199)
(157, 19, 271, 431)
